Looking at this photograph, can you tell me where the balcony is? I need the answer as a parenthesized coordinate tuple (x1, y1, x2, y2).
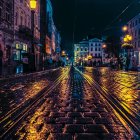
(16, 25, 32, 40)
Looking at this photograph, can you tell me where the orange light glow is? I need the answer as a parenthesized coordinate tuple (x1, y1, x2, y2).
(122, 26, 128, 32)
(102, 44, 107, 49)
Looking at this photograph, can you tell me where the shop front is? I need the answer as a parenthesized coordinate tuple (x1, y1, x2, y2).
(13, 42, 29, 74)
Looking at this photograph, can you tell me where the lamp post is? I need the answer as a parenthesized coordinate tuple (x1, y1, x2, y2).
(122, 27, 133, 70)
(30, 0, 37, 72)
(102, 44, 107, 65)
(122, 25, 128, 32)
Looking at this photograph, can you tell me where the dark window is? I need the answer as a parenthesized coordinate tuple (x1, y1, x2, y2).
(28, 16, 30, 27)
(135, 20, 138, 26)
(95, 48, 97, 51)
(138, 41, 140, 47)
(0, 7, 2, 19)
(85, 48, 87, 51)
(133, 22, 134, 27)
(81, 48, 83, 51)
(95, 53, 97, 57)
(130, 23, 132, 28)
(15, 12, 18, 25)
(135, 42, 137, 48)
(6, 12, 10, 22)
(91, 48, 93, 51)
(20, 15, 23, 25)
(139, 29, 140, 36)
(77, 48, 79, 51)
(135, 30, 137, 37)
(99, 48, 100, 51)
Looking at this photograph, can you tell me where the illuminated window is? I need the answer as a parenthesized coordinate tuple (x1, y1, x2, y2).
(23, 44, 27, 51)
(16, 44, 20, 49)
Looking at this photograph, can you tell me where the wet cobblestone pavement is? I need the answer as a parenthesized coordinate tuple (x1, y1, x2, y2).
(0, 67, 140, 139)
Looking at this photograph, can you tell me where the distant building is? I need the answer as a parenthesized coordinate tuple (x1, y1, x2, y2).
(74, 38, 107, 65)
(46, 0, 61, 62)
(127, 13, 140, 67)
(0, 0, 14, 70)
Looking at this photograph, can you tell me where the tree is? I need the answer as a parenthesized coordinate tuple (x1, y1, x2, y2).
(104, 35, 121, 58)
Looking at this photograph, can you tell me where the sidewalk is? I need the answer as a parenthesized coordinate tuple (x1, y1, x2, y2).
(0, 67, 62, 82)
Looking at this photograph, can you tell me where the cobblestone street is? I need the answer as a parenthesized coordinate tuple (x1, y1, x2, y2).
(0, 67, 140, 139)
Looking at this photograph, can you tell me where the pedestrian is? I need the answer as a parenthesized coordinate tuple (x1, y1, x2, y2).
(0, 45, 3, 76)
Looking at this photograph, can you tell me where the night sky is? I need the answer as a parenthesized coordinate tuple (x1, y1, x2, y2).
(51, 0, 140, 55)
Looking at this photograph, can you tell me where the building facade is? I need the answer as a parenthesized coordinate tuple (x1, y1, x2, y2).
(74, 38, 106, 65)
(127, 13, 140, 67)
(13, 0, 41, 73)
(46, 0, 61, 62)
(0, 0, 14, 74)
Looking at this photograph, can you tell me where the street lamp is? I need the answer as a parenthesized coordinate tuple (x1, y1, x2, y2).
(62, 51, 66, 57)
(30, 0, 37, 72)
(102, 44, 107, 49)
(30, 0, 37, 9)
(122, 25, 128, 32)
(123, 34, 132, 43)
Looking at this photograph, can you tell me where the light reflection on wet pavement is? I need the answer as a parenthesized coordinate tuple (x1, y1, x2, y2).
(84, 67, 140, 115)
(0, 69, 63, 117)
(0, 67, 140, 140)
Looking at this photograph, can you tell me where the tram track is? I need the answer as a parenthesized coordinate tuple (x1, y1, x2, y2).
(0, 67, 70, 139)
(76, 67, 140, 138)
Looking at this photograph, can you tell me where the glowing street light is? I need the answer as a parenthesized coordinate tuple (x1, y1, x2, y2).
(62, 51, 66, 56)
(30, 0, 37, 10)
(87, 55, 92, 60)
(102, 44, 107, 49)
(122, 25, 128, 32)
(123, 34, 132, 43)
(126, 35, 132, 41)
(84, 58, 88, 61)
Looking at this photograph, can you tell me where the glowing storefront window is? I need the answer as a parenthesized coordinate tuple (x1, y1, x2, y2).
(14, 51, 20, 60)
(16, 44, 20, 49)
(23, 44, 27, 51)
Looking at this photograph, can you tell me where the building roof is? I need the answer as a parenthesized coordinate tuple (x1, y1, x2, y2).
(128, 13, 140, 23)
(89, 38, 102, 42)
